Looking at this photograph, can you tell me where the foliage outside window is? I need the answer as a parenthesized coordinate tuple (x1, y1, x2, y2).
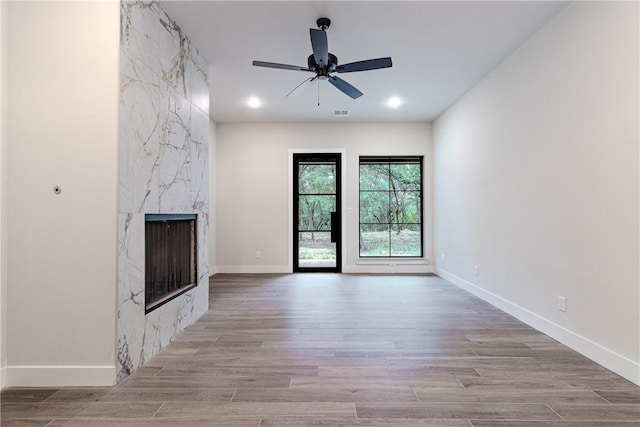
(359, 156, 423, 257)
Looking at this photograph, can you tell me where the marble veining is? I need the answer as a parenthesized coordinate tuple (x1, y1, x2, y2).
(118, 0, 209, 381)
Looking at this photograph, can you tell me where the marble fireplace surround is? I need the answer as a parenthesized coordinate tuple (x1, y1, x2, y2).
(117, 1, 210, 381)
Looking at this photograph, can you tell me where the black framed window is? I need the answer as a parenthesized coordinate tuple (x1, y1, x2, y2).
(359, 156, 423, 257)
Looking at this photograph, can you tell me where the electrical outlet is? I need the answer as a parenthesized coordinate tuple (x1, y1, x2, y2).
(474, 265, 480, 276)
(558, 296, 567, 312)
(255, 250, 261, 259)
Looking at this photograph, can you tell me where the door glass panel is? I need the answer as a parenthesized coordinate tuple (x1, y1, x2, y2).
(298, 195, 335, 231)
(299, 164, 336, 194)
(295, 156, 339, 271)
(298, 231, 335, 268)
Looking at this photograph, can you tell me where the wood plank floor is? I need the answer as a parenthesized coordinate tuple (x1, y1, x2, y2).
(2, 273, 639, 426)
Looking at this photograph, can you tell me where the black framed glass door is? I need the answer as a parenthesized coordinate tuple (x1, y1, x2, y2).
(293, 153, 342, 272)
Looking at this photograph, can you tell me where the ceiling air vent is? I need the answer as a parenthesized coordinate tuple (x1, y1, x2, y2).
(333, 110, 349, 117)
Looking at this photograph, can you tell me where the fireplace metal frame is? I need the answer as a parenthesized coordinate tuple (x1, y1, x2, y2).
(144, 213, 198, 314)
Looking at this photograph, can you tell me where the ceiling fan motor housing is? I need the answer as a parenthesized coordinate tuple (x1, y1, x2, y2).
(316, 17, 331, 30)
(307, 53, 338, 77)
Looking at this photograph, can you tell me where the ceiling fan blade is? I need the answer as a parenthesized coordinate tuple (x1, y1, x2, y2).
(309, 29, 329, 67)
(328, 76, 363, 99)
(287, 76, 318, 98)
(336, 57, 393, 73)
(252, 61, 313, 72)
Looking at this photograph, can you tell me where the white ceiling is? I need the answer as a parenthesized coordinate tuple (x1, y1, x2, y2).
(160, 1, 568, 123)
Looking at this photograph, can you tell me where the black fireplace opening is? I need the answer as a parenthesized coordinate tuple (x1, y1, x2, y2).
(145, 214, 197, 314)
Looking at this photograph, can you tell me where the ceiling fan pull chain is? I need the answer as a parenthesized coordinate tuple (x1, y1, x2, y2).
(317, 78, 320, 106)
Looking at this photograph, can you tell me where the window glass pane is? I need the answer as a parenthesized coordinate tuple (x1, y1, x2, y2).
(360, 224, 390, 257)
(389, 190, 421, 224)
(389, 163, 421, 191)
(298, 195, 335, 231)
(359, 191, 389, 224)
(359, 163, 389, 191)
(299, 163, 336, 194)
(390, 225, 421, 256)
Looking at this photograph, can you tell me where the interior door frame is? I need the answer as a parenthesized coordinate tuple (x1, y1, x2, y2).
(288, 149, 346, 273)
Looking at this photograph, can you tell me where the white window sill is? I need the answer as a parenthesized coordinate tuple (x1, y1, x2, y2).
(356, 258, 430, 266)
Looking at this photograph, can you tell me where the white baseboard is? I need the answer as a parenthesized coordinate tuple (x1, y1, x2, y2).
(1, 366, 6, 389)
(215, 265, 435, 275)
(209, 266, 217, 276)
(4, 365, 116, 387)
(436, 267, 640, 386)
(215, 265, 291, 274)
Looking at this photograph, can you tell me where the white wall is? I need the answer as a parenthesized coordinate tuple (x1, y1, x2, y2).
(0, 0, 8, 389)
(433, 1, 639, 384)
(216, 122, 432, 274)
(5, 1, 119, 386)
(209, 119, 217, 274)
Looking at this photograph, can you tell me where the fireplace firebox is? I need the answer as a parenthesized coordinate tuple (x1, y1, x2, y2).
(145, 214, 197, 313)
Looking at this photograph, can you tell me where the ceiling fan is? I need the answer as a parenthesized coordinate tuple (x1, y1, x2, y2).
(252, 17, 392, 100)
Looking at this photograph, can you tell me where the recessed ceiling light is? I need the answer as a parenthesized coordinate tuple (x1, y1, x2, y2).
(246, 97, 262, 108)
(386, 96, 402, 108)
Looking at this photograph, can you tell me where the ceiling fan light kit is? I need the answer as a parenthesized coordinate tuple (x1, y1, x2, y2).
(252, 17, 392, 101)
